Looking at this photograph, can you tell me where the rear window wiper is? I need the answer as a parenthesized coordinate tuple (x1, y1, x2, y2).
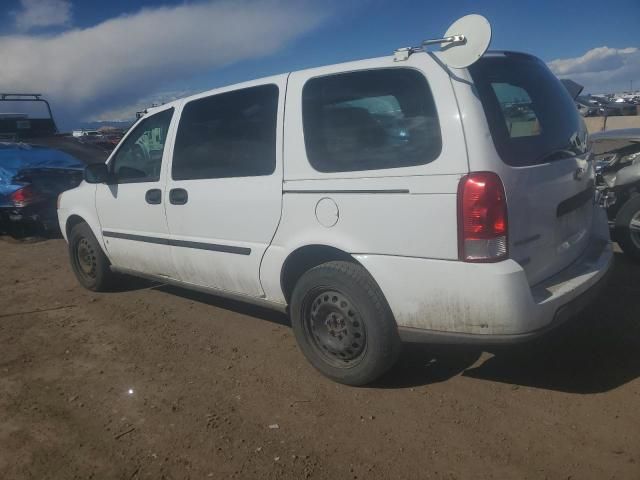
(535, 149, 576, 164)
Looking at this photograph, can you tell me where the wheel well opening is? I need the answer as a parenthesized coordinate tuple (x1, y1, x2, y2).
(65, 215, 86, 239)
(280, 245, 356, 303)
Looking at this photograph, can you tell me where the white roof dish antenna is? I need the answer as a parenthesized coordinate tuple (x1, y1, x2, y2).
(394, 14, 492, 68)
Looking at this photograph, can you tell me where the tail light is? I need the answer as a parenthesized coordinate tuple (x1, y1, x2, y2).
(10, 185, 39, 207)
(457, 172, 508, 262)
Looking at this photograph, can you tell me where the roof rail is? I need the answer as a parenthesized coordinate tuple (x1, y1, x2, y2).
(0, 93, 44, 100)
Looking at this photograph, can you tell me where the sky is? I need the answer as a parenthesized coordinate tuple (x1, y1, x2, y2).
(0, 0, 638, 130)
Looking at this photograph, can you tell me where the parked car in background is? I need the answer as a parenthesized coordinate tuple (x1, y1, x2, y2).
(59, 49, 612, 385)
(576, 96, 602, 117)
(0, 93, 104, 236)
(612, 97, 636, 105)
(74, 128, 124, 153)
(0, 142, 83, 235)
(575, 94, 637, 117)
(592, 128, 640, 260)
(72, 129, 100, 138)
(594, 95, 637, 116)
(605, 100, 637, 116)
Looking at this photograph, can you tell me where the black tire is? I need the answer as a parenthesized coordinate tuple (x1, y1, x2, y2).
(68, 222, 116, 291)
(290, 261, 401, 386)
(615, 196, 640, 262)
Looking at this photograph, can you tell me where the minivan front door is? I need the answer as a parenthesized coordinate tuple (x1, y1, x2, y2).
(164, 80, 285, 297)
(96, 107, 177, 277)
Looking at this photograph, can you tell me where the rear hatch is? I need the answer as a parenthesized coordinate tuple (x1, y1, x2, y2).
(469, 53, 594, 286)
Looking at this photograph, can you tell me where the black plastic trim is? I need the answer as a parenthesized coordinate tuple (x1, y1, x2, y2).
(283, 189, 410, 194)
(145, 189, 162, 205)
(170, 239, 250, 255)
(102, 230, 251, 255)
(557, 183, 595, 218)
(103, 231, 168, 245)
(169, 188, 189, 205)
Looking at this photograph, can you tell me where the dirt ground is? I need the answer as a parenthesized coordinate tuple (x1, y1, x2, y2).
(1, 236, 639, 480)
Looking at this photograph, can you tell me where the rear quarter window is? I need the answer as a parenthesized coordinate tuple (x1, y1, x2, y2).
(469, 53, 588, 167)
(302, 68, 442, 173)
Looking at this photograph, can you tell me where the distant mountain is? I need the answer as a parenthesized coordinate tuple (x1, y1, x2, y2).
(68, 120, 134, 133)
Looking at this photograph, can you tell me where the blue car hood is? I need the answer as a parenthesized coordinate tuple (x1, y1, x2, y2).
(0, 142, 83, 198)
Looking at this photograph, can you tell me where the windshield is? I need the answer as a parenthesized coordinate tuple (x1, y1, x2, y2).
(0, 97, 57, 139)
(469, 52, 588, 166)
(0, 100, 51, 119)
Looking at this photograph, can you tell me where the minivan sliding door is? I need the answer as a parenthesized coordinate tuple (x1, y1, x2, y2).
(164, 77, 286, 297)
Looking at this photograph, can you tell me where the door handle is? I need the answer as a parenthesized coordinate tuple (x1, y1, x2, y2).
(145, 188, 162, 205)
(169, 188, 188, 205)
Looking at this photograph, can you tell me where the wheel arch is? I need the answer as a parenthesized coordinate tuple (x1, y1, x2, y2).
(614, 193, 640, 226)
(64, 212, 108, 255)
(65, 214, 87, 239)
(280, 244, 368, 303)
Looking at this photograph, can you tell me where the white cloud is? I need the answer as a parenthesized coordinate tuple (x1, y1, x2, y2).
(0, 0, 328, 126)
(12, 0, 72, 31)
(548, 46, 640, 93)
(87, 89, 195, 123)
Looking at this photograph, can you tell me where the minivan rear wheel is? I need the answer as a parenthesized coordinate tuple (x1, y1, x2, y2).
(69, 222, 116, 291)
(290, 261, 401, 386)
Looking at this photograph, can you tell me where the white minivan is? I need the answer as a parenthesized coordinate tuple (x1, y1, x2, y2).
(58, 48, 612, 385)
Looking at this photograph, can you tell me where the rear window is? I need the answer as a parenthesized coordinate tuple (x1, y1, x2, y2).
(302, 68, 441, 173)
(469, 53, 588, 166)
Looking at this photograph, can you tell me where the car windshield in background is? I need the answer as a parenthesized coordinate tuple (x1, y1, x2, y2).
(469, 53, 588, 166)
(0, 100, 50, 119)
(0, 97, 57, 139)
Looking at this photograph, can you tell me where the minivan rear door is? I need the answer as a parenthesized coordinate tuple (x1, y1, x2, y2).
(467, 53, 595, 286)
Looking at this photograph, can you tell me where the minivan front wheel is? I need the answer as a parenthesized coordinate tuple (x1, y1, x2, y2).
(69, 222, 116, 291)
(290, 261, 401, 386)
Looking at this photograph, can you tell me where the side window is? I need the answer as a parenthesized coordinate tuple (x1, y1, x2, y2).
(302, 69, 442, 173)
(110, 108, 174, 183)
(172, 84, 278, 180)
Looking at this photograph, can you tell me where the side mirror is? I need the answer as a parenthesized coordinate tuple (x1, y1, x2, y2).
(84, 163, 110, 184)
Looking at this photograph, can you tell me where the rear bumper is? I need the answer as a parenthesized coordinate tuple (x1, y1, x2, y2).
(397, 260, 611, 344)
(0, 202, 58, 230)
(355, 217, 613, 344)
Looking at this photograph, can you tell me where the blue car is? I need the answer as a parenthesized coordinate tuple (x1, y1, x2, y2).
(0, 93, 109, 235)
(0, 142, 84, 234)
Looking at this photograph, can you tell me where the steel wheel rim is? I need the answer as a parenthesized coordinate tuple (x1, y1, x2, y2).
(630, 211, 640, 249)
(75, 237, 97, 279)
(303, 289, 367, 368)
